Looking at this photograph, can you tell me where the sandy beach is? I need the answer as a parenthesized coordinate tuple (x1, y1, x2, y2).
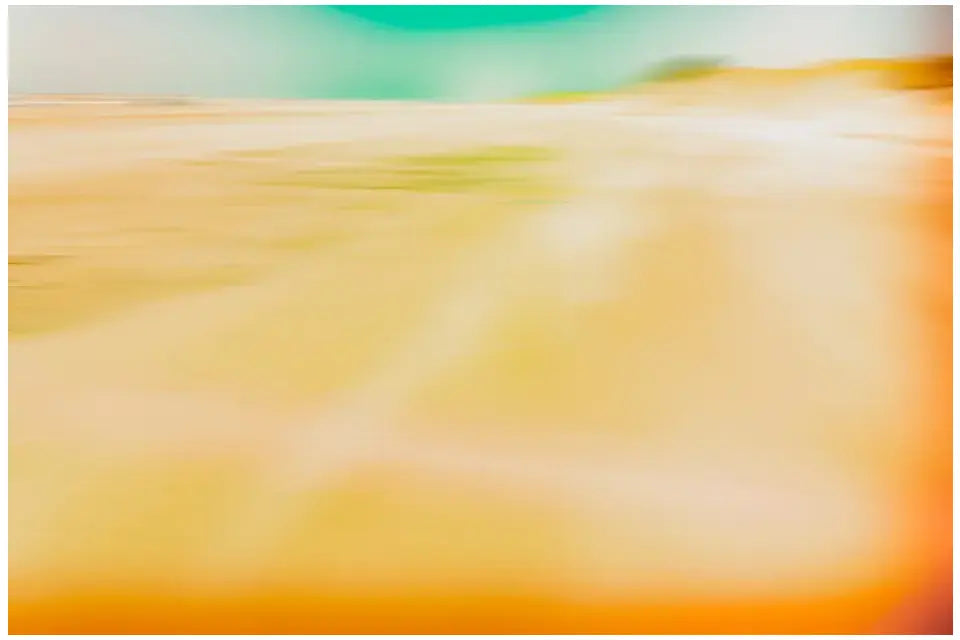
(8, 88, 952, 633)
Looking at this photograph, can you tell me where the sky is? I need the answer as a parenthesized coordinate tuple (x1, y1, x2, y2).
(9, 5, 953, 101)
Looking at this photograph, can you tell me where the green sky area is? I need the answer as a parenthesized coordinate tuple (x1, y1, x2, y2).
(9, 6, 953, 101)
(324, 6, 605, 30)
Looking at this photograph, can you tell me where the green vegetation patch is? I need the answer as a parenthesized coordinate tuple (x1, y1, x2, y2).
(523, 90, 603, 104)
(635, 57, 727, 85)
(261, 145, 559, 196)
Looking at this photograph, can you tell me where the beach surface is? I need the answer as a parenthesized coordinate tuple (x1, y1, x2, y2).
(9, 89, 952, 633)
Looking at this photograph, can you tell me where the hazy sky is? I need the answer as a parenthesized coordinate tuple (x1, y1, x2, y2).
(9, 5, 952, 100)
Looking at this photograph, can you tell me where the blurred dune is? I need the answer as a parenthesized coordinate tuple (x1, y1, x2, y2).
(527, 55, 953, 109)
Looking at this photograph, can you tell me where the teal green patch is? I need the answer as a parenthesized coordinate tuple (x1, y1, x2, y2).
(323, 6, 604, 31)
